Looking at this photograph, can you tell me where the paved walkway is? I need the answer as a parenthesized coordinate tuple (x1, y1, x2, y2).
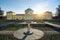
(0, 22, 16, 27)
(0, 31, 14, 34)
(13, 28, 44, 40)
(44, 31, 60, 35)
(0, 30, 59, 35)
(45, 22, 60, 28)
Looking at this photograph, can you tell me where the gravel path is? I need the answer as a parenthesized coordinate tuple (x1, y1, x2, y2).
(45, 22, 60, 28)
(0, 22, 16, 27)
(0, 30, 59, 35)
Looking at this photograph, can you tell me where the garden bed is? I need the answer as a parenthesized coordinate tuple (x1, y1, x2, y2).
(0, 24, 54, 31)
(0, 34, 60, 40)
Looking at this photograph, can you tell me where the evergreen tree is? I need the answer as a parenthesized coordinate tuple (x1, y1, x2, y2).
(56, 5, 60, 18)
(0, 8, 4, 20)
(0, 8, 4, 16)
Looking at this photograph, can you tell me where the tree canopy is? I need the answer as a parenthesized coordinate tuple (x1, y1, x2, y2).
(56, 5, 60, 18)
(0, 8, 4, 16)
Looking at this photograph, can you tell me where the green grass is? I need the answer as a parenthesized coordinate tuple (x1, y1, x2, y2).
(0, 34, 14, 40)
(40, 34, 60, 40)
(49, 22, 60, 25)
(34, 27, 53, 31)
(0, 21, 7, 24)
(0, 24, 54, 31)
(0, 34, 60, 40)
(45, 20, 60, 25)
(31, 24, 54, 31)
(1, 24, 27, 31)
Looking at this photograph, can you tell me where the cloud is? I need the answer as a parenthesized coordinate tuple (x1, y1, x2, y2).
(32, 1, 49, 14)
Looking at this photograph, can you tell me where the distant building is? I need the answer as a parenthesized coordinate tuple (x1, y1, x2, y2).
(6, 8, 52, 20)
(25, 8, 34, 20)
(43, 11, 52, 20)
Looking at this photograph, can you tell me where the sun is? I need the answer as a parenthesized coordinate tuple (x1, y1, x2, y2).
(32, 2, 48, 14)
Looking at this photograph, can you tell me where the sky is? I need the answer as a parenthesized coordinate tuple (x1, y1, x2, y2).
(0, 0, 60, 15)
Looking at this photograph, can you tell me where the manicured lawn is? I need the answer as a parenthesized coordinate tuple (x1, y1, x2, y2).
(50, 22, 60, 25)
(31, 24, 54, 31)
(0, 34, 14, 40)
(0, 23, 60, 40)
(0, 21, 7, 24)
(0, 24, 54, 31)
(0, 24, 27, 31)
(40, 34, 60, 40)
(0, 34, 60, 40)
(0, 24, 53, 31)
(45, 20, 60, 25)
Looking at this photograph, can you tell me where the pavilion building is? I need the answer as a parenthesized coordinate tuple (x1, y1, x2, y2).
(6, 8, 52, 20)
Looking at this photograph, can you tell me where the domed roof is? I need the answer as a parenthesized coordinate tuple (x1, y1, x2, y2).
(7, 11, 14, 13)
(25, 8, 33, 11)
(45, 11, 52, 13)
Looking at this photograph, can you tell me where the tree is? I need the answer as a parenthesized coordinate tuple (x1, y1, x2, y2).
(0, 8, 4, 20)
(0, 8, 4, 16)
(56, 5, 60, 18)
